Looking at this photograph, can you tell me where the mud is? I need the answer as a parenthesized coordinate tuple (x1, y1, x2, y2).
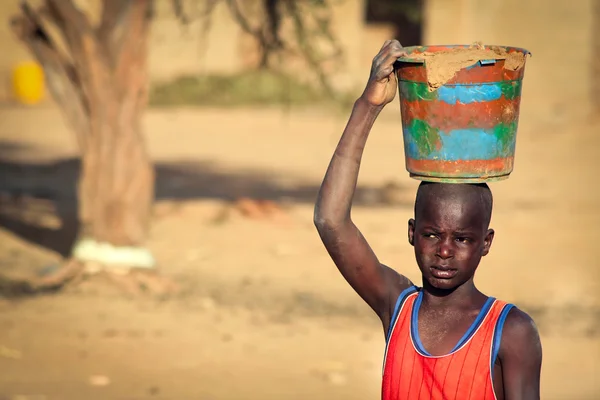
(406, 44, 527, 89)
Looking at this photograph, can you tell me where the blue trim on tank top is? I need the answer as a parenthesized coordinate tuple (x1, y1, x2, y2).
(410, 291, 496, 356)
(490, 303, 515, 377)
(385, 285, 419, 342)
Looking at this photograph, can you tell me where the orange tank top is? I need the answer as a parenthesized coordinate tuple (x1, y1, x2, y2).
(382, 286, 514, 400)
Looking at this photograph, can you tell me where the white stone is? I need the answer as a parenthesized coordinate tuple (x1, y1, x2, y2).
(72, 238, 156, 269)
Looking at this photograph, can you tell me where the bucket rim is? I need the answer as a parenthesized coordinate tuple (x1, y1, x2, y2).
(408, 173, 511, 184)
(397, 44, 531, 64)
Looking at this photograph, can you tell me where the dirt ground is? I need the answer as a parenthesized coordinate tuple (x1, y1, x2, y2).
(0, 103, 598, 400)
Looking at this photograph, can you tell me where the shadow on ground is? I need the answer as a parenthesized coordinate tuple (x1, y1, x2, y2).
(0, 141, 412, 257)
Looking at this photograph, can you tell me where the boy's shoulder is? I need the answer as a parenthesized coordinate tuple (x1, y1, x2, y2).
(499, 305, 542, 361)
(503, 305, 537, 329)
(494, 304, 543, 394)
(488, 297, 539, 346)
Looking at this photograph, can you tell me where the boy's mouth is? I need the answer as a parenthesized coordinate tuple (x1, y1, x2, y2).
(430, 265, 458, 279)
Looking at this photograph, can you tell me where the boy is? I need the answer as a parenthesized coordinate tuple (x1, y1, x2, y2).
(313, 40, 542, 400)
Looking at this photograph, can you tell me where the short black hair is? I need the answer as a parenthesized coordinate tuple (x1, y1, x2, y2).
(414, 182, 493, 229)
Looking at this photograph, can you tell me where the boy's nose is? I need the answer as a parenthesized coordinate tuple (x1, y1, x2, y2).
(437, 239, 454, 259)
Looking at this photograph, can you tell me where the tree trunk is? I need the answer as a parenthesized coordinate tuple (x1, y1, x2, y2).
(12, 0, 156, 270)
(593, 0, 600, 114)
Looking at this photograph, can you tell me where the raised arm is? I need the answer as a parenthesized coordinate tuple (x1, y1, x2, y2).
(499, 308, 543, 400)
(313, 40, 412, 329)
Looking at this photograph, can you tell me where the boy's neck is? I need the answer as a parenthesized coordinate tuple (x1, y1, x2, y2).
(420, 280, 487, 309)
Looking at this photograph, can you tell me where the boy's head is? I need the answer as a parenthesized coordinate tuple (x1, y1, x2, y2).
(408, 182, 494, 292)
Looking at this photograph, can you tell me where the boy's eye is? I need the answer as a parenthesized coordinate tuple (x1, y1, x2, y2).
(424, 233, 437, 239)
(456, 237, 470, 243)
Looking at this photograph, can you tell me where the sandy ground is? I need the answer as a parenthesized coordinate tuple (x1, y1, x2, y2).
(0, 103, 599, 400)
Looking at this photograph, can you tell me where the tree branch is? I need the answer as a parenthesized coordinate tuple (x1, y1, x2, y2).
(283, 0, 335, 96)
(113, 0, 151, 105)
(44, 0, 93, 57)
(12, 2, 89, 151)
(171, 0, 190, 25)
(44, 0, 114, 112)
(97, 0, 131, 64)
(45, 0, 91, 32)
(226, 0, 272, 66)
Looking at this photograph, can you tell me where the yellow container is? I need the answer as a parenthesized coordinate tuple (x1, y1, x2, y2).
(12, 61, 45, 105)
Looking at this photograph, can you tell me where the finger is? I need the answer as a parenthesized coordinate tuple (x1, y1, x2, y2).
(373, 52, 409, 81)
(388, 43, 406, 59)
(381, 40, 403, 57)
(379, 39, 393, 51)
(381, 50, 408, 67)
(373, 40, 393, 65)
(374, 49, 407, 75)
(390, 39, 402, 47)
(388, 39, 404, 49)
(375, 39, 399, 60)
(374, 41, 405, 64)
(375, 64, 395, 81)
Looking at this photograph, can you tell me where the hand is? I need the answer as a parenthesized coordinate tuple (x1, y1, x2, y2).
(360, 40, 407, 108)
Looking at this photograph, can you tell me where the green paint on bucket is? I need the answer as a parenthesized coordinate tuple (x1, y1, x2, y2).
(500, 80, 522, 100)
(400, 81, 438, 102)
(493, 121, 518, 155)
(409, 119, 440, 157)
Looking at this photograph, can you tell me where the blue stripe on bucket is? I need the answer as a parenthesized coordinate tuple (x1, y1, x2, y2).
(437, 84, 502, 104)
(404, 127, 516, 161)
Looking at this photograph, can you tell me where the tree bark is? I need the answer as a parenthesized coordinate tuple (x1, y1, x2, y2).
(12, 0, 155, 269)
(593, 0, 600, 115)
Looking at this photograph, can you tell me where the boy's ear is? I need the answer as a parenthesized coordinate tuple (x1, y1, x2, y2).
(408, 218, 415, 246)
(482, 228, 495, 256)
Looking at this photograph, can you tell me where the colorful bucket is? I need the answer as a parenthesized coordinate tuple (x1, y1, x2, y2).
(396, 45, 530, 183)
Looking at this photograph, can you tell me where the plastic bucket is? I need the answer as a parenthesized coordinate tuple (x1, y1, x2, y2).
(12, 61, 45, 105)
(396, 45, 530, 183)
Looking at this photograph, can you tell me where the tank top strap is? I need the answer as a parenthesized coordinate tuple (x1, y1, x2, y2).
(489, 300, 516, 373)
(467, 298, 516, 378)
(386, 285, 419, 342)
(462, 298, 510, 346)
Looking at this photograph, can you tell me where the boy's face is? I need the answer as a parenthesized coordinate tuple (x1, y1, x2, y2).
(408, 195, 494, 291)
